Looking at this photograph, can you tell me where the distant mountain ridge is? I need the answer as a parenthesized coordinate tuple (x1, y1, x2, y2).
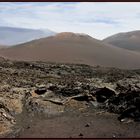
(0, 26, 56, 46)
(0, 45, 7, 48)
(1, 32, 140, 69)
(103, 30, 140, 51)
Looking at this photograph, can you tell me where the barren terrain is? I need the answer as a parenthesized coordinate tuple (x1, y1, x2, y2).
(0, 57, 140, 138)
(103, 30, 140, 52)
(1, 32, 140, 69)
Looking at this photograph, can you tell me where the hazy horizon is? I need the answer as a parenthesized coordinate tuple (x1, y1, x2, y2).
(0, 2, 140, 39)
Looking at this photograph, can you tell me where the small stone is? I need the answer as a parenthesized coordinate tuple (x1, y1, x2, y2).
(79, 133, 83, 137)
(85, 123, 90, 127)
(112, 134, 116, 138)
(27, 126, 30, 129)
(35, 86, 46, 95)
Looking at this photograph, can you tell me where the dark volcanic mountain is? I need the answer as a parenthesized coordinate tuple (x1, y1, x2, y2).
(0, 26, 55, 46)
(103, 30, 140, 51)
(1, 32, 140, 69)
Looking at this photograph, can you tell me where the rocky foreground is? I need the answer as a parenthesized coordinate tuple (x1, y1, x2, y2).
(0, 58, 140, 138)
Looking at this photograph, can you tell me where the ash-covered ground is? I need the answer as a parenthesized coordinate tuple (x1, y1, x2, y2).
(0, 58, 140, 138)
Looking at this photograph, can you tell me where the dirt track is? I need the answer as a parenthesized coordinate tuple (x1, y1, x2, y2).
(14, 111, 140, 138)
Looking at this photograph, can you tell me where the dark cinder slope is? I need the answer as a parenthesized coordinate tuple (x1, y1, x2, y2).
(0, 26, 55, 46)
(1, 32, 140, 69)
(103, 30, 140, 51)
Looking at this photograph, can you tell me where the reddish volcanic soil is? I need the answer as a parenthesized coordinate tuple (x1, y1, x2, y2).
(1, 32, 140, 69)
(12, 111, 140, 138)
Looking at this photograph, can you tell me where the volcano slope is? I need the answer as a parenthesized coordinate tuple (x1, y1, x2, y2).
(0, 58, 140, 138)
(103, 30, 140, 52)
(1, 32, 140, 69)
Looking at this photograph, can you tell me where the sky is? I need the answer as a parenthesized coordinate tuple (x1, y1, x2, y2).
(0, 2, 140, 39)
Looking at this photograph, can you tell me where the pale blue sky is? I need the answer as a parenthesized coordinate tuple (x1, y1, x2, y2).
(0, 2, 140, 39)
